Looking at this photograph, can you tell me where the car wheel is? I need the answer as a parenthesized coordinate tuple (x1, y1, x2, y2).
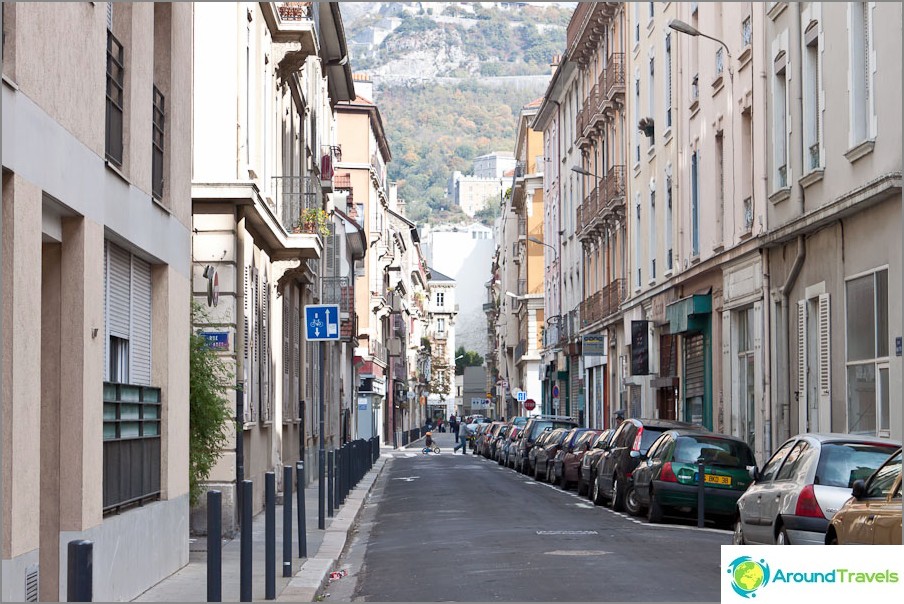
(624, 483, 641, 516)
(732, 518, 746, 545)
(612, 476, 626, 512)
(577, 475, 586, 496)
(775, 525, 791, 545)
(591, 476, 604, 506)
(826, 529, 838, 545)
(647, 490, 664, 524)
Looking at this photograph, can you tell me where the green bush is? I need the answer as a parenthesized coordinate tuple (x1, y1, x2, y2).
(189, 301, 234, 507)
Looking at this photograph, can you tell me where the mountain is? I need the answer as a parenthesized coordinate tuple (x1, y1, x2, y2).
(340, 2, 572, 225)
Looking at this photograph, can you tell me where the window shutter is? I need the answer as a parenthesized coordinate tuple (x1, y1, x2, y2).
(294, 295, 300, 419)
(262, 276, 271, 423)
(721, 311, 732, 433)
(283, 289, 290, 422)
(130, 256, 152, 386)
(242, 265, 252, 423)
(107, 243, 131, 339)
(252, 267, 259, 423)
(797, 300, 808, 432)
(104, 240, 109, 381)
(325, 224, 337, 277)
(818, 293, 831, 404)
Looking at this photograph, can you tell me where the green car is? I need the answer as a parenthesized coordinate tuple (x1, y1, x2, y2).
(632, 430, 757, 527)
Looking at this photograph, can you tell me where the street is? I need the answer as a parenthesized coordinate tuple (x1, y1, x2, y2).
(328, 435, 729, 602)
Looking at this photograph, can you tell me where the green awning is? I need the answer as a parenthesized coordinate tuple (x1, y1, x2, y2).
(667, 294, 712, 333)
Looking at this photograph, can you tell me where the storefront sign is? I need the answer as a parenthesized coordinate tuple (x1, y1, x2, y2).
(582, 334, 607, 356)
(631, 321, 650, 375)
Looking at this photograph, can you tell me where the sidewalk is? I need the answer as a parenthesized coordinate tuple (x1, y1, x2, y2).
(133, 449, 390, 603)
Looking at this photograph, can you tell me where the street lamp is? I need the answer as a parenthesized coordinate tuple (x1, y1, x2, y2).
(570, 165, 597, 178)
(668, 19, 733, 82)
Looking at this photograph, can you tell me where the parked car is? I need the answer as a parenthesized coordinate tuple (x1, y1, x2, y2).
(471, 422, 493, 453)
(578, 429, 616, 496)
(733, 433, 901, 545)
(477, 421, 506, 457)
(534, 428, 577, 482)
(631, 430, 756, 526)
(490, 424, 510, 462)
(514, 415, 579, 475)
(501, 426, 522, 467)
(592, 418, 705, 514)
(528, 429, 560, 478)
(553, 429, 602, 490)
(826, 447, 901, 545)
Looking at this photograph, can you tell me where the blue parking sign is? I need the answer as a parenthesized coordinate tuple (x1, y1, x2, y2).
(304, 304, 340, 341)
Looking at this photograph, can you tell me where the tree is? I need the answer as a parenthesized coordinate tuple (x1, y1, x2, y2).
(455, 346, 484, 375)
(429, 353, 452, 402)
(189, 302, 234, 507)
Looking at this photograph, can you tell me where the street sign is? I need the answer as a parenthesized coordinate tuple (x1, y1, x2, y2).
(304, 304, 340, 341)
(552, 384, 560, 398)
(200, 331, 229, 350)
(523, 398, 536, 411)
(516, 390, 527, 403)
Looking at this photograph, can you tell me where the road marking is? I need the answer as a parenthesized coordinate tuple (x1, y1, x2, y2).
(392, 476, 420, 482)
(573, 502, 595, 509)
(545, 550, 612, 556)
(536, 530, 599, 535)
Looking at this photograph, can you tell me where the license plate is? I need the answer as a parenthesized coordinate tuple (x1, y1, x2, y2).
(704, 474, 731, 485)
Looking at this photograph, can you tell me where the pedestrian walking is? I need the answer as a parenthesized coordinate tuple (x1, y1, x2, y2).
(451, 416, 459, 443)
(454, 421, 471, 454)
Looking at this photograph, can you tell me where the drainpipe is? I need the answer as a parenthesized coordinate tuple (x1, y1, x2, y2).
(761, 249, 773, 457)
(780, 236, 805, 442)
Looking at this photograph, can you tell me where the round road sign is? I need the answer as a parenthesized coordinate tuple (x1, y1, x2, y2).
(524, 398, 536, 411)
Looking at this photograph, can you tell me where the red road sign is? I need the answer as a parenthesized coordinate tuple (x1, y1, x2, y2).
(524, 398, 536, 411)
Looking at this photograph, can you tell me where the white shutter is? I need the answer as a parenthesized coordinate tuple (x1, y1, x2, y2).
(325, 225, 337, 277)
(104, 240, 109, 381)
(242, 265, 252, 423)
(721, 310, 733, 434)
(294, 294, 300, 420)
(131, 256, 152, 386)
(818, 293, 831, 426)
(262, 275, 271, 423)
(753, 301, 764, 455)
(797, 300, 808, 433)
(283, 289, 291, 422)
(252, 267, 259, 423)
(107, 243, 131, 339)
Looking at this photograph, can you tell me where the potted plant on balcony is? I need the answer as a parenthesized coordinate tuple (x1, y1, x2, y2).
(296, 208, 330, 236)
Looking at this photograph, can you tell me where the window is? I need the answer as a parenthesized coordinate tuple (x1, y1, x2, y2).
(665, 34, 672, 129)
(634, 77, 641, 164)
(152, 86, 165, 200)
(759, 440, 795, 482)
(648, 187, 656, 280)
(715, 47, 724, 76)
(845, 269, 889, 435)
(635, 194, 642, 287)
(647, 57, 655, 147)
(437, 317, 446, 333)
(737, 307, 756, 447)
(691, 150, 700, 256)
(773, 53, 788, 188)
(104, 241, 152, 386)
(648, 2, 654, 20)
(804, 22, 821, 170)
(665, 174, 673, 271)
(691, 73, 699, 102)
(716, 131, 724, 241)
(849, 2, 874, 145)
(742, 16, 752, 48)
(105, 30, 125, 166)
(775, 441, 813, 482)
(435, 291, 445, 307)
(634, 3, 640, 45)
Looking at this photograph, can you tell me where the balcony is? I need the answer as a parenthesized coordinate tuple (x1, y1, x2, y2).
(369, 339, 388, 366)
(517, 216, 527, 239)
(578, 166, 624, 241)
(514, 339, 527, 364)
(272, 175, 322, 234)
(263, 3, 317, 79)
(517, 279, 527, 296)
(604, 53, 626, 102)
(319, 145, 342, 193)
(580, 278, 626, 328)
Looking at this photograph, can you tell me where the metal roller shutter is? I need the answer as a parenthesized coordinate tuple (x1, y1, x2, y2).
(685, 333, 705, 399)
(131, 256, 152, 386)
(107, 242, 131, 339)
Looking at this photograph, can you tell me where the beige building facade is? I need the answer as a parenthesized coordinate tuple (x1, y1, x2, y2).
(3, 2, 192, 600)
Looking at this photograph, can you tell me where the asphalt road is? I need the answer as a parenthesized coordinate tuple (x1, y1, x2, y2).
(329, 435, 729, 602)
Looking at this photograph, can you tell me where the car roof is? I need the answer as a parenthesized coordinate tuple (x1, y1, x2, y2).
(628, 418, 707, 430)
(665, 429, 751, 443)
(785, 433, 902, 446)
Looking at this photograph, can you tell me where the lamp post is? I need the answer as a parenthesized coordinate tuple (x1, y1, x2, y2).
(667, 19, 733, 83)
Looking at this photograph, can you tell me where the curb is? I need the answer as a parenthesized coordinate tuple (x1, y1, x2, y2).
(276, 456, 387, 602)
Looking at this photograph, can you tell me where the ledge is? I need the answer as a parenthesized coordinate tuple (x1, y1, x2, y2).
(689, 99, 700, 116)
(768, 2, 788, 20)
(2, 74, 18, 91)
(711, 75, 725, 95)
(151, 196, 172, 216)
(800, 168, 825, 189)
(844, 139, 876, 164)
(738, 47, 752, 70)
(769, 186, 791, 205)
(105, 160, 131, 185)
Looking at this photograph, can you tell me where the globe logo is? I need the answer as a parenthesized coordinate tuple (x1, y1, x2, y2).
(727, 556, 771, 598)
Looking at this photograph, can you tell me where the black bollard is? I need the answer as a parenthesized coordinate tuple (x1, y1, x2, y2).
(207, 490, 222, 602)
(296, 461, 307, 558)
(283, 466, 293, 578)
(265, 471, 276, 600)
(327, 450, 335, 518)
(697, 460, 706, 528)
(67, 540, 93, 602)
(240, 480, 253, 602)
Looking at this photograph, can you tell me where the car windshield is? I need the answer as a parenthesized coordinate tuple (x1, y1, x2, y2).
(865, 450, 902, 498)
(672, 435, 755, 467)
(639, 428, 668, 454)
(815, 442, 900, 488)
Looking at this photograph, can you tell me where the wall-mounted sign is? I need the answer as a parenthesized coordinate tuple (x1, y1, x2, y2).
(471, 398, 490, 409)
(582, 334, 606, 356)
(631, 321, 650, 376)
(200, 331, 229, 351)
(204, 266, 219, 307)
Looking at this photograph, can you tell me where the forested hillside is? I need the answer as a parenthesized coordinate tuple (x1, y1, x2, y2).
(341, 2, 571, 225)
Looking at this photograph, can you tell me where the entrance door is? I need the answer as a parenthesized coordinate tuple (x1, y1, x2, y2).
(685, 333, 705, 424)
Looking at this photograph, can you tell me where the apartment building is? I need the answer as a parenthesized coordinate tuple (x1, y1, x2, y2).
(2, 3, 192, 600)
(426, 268, 458, 420)
(764, 2, 902, 446)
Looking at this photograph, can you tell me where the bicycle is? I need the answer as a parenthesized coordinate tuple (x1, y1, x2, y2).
(422, 443, 441, 454)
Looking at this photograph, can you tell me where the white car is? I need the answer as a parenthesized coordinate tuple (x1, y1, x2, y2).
(733, 433, 900, 545)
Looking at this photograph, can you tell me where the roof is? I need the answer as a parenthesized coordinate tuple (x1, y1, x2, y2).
(427, 267, 454, 282)
(524, 97, 544, 109)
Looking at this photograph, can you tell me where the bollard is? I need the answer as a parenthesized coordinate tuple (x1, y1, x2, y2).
(327, 450, 335, 518)
(337, 446, 344, 507)
(207, 490, 223, 602)
(67, 540, 93, 602)
(283, 466, 293, 578)
(296, 461, 307, 558)
(265, 472, 276, 600)
(697, 460, 706, 528)
(240, 480, 253, 602)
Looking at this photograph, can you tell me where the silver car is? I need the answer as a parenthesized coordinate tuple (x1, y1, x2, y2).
(733, 433, 900, 545)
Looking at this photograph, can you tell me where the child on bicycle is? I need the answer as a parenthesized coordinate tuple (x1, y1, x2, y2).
(422, 431, 434, 454)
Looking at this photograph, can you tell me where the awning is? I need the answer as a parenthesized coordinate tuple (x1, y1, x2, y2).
(667, 293, 712, 334)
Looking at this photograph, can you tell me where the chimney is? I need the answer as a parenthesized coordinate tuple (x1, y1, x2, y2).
(352, 72, 374, 101)
(550, 54, 560, 76)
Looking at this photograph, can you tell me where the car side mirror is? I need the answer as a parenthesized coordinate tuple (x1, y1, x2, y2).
(747, 465, 760, 481)
(851, 479, 866, 499)
(629, 450, 641, 459)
